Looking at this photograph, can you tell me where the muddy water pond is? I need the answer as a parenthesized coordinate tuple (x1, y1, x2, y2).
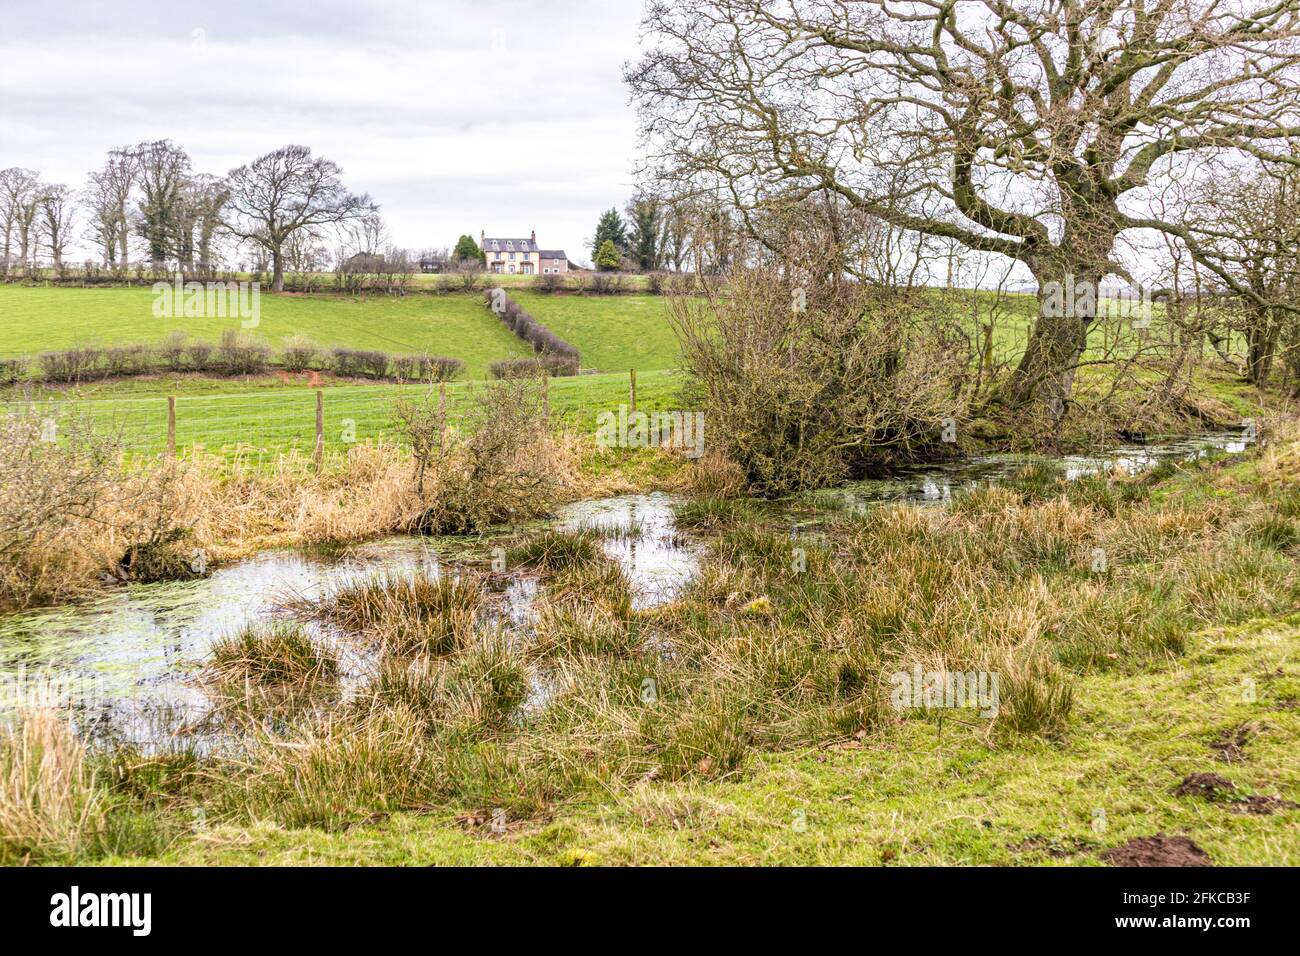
(0, 431, 1252, 741)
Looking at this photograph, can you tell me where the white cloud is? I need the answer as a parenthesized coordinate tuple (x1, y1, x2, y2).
(0, 0, 645, 264)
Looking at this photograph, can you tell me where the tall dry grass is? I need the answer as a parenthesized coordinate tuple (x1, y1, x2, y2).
(0, 704, 106, 864)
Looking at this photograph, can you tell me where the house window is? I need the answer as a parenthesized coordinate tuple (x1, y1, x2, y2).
(509, 252, 515, 260)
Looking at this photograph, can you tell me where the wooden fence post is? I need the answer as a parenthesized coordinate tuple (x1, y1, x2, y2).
(314, 390, 324, 469)
(629, 368, 637, 416)
(438, 382, 447, 446)
(167, 396, 176, 459)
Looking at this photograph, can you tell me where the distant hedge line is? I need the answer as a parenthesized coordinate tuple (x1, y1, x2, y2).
(483, 289, 581, 377)
(0, 331, 464, 385)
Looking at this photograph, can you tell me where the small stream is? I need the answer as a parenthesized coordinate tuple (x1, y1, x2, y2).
(0, 431, 1252, 741)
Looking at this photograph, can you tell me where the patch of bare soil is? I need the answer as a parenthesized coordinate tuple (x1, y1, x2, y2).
(1101, 835, 1213, 867)
(1173, 772, 1236, 799)
(1172, 772, 1298, 815)
(1208, 722, 1259, 763)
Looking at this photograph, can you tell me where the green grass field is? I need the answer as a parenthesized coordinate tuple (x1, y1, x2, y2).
(0, 285, 681, 381)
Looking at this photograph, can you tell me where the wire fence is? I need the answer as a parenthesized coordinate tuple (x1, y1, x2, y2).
(6, 370, 678, 466)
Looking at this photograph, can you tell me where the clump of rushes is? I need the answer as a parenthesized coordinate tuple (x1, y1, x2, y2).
(209, 623, 338, 688)
(546, 561, 635, 620)
(532, 604, 641, 659)
(507, 529, 604, 573)
(1241, 514, 1299, 552)
(316, 570, 482, 657)
(672, 496, 758, 531)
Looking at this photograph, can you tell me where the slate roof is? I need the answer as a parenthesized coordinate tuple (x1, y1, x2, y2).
(483, 238, 538, 253)
(538, 250, 568, 260)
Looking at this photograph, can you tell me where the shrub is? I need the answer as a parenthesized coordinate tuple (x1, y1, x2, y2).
(186, 342, 214, 371)
(39, 348, 101, 383)
(218, 330, 272, 375)
(281, 335, 320, 372)
(646, 272, 667, 296)
(399, 379, 569, 534)
(534, 273, 564, 294)
(488, 356, 579, 379)
(0, 357, 27, 386)
(483, 289, 581, 369)
(588, 273, 624, 295)
(159, 331, 189, 372)
(102, 345, 151, 378)
(670, 265, 967, 495)
(332, 348, 391, 379)
(393, 355, 463, 383)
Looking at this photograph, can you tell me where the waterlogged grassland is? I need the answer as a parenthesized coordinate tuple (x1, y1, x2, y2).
(0, 439, 1287, 867)
(130, 617, 1300, 866)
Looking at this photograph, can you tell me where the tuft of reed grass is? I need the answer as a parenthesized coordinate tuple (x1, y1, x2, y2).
(673, 496, 759, 531)
(0, 706, 106, 864)
(209, 622, 338, 688)
(315, 569, 483, 657)
(507, 529, 605, 573)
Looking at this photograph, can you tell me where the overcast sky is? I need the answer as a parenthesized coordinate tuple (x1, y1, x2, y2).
(0, 0, 646, 266)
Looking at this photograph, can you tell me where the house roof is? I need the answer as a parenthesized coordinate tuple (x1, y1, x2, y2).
(538, 250, 567, 260)
(483, 238, 538, 253)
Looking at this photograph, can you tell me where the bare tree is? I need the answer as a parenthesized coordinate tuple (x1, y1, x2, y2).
(0, 168, 42, 273)
(83, 148, 138, 268)
(39, 185, 77, 268)
(1181, 157, 1300, 386)
(627, 0, 1300, 422)
(224, 145, 374, 292)
(0, 168, 44, 274)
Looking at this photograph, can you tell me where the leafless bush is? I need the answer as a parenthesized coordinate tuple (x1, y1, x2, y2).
(0, 411, 121, 607)
(281, 335, 320, 372)
(331, 348, 391, 379)
(39, 348, 102, 383)
(159, 331, 189, 372)
(533, 273, 564, 294)
(393, 355, 463, 383)
(671, 265, 968, 495)
(186, 342, 214, 372)
(489, 356, 579, 379)
(0, 358, 27, 386)
(395, 379, 567, 534)
(102, 345, 150, 378)
(219, 330, 272, 375)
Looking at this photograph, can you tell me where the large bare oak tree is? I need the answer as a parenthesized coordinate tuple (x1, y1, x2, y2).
(224, 145, 374, 292)
(627, 0, 1300, 420)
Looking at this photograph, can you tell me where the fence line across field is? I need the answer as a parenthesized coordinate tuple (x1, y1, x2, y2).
(8, 369, 646, 463)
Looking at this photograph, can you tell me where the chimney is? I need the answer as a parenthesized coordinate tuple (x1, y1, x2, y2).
(481, 230, 486, 246)
(530, 230, 536, 243)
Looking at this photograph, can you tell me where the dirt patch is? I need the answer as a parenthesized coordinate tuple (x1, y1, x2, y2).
(1208, 722, 1259, 763)
(1228, 794, 1299, 816)
(1272, 698, 1299, 711)
(1173, 771, 1298, 815)
(1173, 772, 1235, 799)
(1101, 835, 1213, 867)
(1009, 835, 1092, 858)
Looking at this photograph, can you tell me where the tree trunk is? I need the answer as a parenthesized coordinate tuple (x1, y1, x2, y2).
(1004, 268, 1100, 424)
(272, 249, 285, 293)
(1244, 305, 1280, 386)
